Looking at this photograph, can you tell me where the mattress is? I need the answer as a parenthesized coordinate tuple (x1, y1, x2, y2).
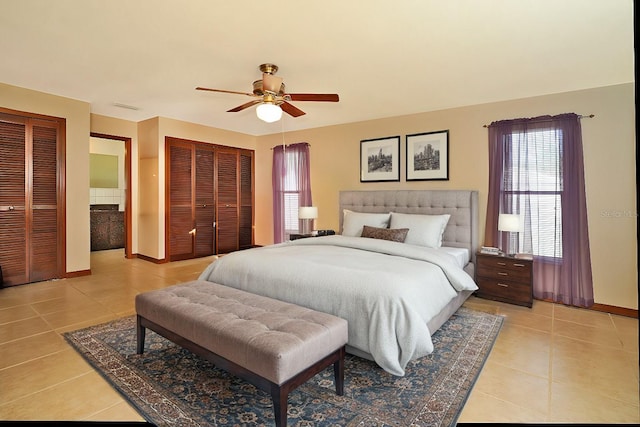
(440, 246, 470, 269)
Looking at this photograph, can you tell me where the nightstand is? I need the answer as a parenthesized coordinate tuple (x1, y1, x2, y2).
(475, 252, 534, 307)
(289, 230, 335, 241)
(289, 233, 313, 240)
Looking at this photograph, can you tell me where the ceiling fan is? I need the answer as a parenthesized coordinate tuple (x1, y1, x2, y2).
(196, 63, 339, 122)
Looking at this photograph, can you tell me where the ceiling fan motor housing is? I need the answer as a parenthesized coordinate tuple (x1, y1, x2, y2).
(252, 80, 286, 96)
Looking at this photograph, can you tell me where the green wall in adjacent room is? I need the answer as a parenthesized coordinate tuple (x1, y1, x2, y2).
(90, 153, 118, 188)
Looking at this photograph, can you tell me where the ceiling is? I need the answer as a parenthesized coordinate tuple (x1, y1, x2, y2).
(0, 1, 634, 136)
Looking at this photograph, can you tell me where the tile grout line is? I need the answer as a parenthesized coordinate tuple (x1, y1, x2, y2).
(546, 301, 555, 422)
(0, 369, 96, 407)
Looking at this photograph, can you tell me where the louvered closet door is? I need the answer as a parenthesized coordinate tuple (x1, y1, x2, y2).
(216, 150, 239, 254)
(0, 116, 27, 285)
(195, 146, 215, 257)
(0, 113, 61, 286)
(168, 143, 195, 261)
(238, 150, 254, 249)
(30, 121, 60, 282)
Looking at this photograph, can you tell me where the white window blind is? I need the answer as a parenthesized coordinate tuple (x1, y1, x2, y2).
(505, 128, 563, 258)
(283, 152, 301, 236)
(283, 192, 299, 234)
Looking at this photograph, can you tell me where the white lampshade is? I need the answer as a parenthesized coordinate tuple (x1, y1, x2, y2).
(256, 103, 282, 123)
(498, 213, 522, 233)
(298, 206, 318, 219)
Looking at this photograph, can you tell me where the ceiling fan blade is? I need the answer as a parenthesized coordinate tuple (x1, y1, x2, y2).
(262, 73, 283, 94)
(280, 101, 306, 117)
(196, 87, 255, 97)
(287, 93, 339, 102)
(227, 99, 262, 112)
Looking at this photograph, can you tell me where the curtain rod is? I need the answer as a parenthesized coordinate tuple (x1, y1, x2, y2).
(270, 142, 310, 150)
(482, 114, 594, 128)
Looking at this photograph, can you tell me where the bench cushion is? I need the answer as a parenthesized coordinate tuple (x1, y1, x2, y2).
(135, 280, 348, 385)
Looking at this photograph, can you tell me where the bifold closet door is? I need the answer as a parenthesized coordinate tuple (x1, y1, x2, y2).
(238, 150, 254, 250)
(167, 142, 195, 261)
(215, 149, 254, 253)
(30, 121, 60, 282)
(167, 140, 216, 261)
(0, 117, 27, 285)
(194, 146, 215, 257)
(215, 150, 239, 254)
(0, 113, 62, 286)
(166, 138, 253, 260)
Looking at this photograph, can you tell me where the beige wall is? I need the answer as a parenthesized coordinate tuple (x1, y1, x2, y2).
(137, 118, 161, 258)
(1, 81, 636, 310)
(254, 83, 637, 310)
(1, 82, 91, 274)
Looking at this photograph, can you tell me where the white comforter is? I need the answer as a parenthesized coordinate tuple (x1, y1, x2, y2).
(198, 235, 478, 376)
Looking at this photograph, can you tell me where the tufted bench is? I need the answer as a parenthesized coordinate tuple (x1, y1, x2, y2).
(135, 280, 348, 427)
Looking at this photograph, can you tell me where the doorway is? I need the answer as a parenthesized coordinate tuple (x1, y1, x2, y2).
(89, 132, 132, 259)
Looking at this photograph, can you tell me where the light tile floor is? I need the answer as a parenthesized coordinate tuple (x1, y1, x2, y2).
(0, 249, 638, 423)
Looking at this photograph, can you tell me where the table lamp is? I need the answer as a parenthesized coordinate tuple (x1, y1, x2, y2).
(298, 206, 318, 235)
(498, 213, 521, 256)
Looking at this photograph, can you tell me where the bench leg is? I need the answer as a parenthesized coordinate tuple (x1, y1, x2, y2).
(334, 346, 345, 396)
(136, 315, 146, 355)
(271, 387, 287, 427)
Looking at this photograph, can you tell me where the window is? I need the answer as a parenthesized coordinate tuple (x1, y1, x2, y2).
(272, 143, 312, 243)
(283, 192, 300, 236)
(485, 113, 594, 307)
(504, 128, 563, 258)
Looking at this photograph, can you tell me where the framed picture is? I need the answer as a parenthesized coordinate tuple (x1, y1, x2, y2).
(360, 136, 400, 182)
(406, 130, 449, 181)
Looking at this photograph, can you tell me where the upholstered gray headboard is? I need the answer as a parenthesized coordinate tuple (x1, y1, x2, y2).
(339, 190, 479, 269)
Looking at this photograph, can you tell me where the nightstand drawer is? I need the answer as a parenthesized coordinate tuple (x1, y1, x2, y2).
(477, 263, 532, 282)
(476, 277, 533, 307)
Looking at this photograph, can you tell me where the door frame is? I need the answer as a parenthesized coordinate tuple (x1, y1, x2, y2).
(90, 132, 133, 259)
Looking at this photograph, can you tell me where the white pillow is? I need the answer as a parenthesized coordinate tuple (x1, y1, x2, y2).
(342, 210, 391, 237)
(389, 212, 451, 248)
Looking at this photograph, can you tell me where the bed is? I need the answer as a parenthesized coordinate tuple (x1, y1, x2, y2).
(198, 190, 479, 376)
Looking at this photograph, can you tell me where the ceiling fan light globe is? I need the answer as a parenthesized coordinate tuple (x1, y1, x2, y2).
(256, 103, 282, 123)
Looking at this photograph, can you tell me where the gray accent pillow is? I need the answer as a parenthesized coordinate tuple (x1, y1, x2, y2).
(361, 225, 409, 243)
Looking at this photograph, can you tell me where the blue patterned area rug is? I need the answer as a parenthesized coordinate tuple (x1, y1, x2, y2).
(64, 307, 502, 427)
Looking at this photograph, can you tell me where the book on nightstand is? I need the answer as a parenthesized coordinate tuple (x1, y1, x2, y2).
(480, 246, 501, 255)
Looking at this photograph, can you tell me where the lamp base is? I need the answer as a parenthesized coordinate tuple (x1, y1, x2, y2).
(300, 220, 313, 235)
(502, 232, 519, 258)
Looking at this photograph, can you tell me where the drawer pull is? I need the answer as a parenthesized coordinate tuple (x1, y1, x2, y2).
(513, 263, 526, 267)
(497, 283, 509, 287)
(496, 262, 506, 266)
(497, 272, 508, 276)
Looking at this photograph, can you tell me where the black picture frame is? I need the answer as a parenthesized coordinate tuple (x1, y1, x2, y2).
(406, 130, 449, 181)
(360, 136, 400, 182)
